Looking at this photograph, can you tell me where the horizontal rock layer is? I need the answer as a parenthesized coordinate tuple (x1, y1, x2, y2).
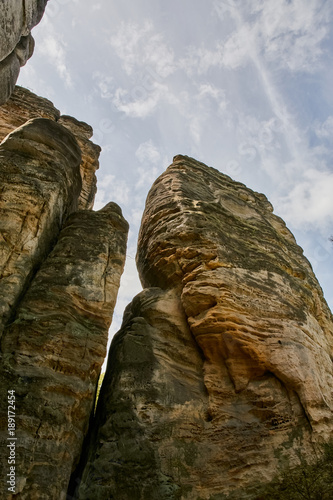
(79, 155, 333, 499)
(0, 86, 101, 210)
(0, 203, 128, 499)
(0, 106, 128, 499)
(0, 117, 82, 337)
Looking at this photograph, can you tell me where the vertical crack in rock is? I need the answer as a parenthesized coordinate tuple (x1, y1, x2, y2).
(0, 203, 128, 499)
(0, 95, 128, 498)
(79, 155, 333, 499)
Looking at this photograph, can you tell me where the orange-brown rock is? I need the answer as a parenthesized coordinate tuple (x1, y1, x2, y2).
(78, 155, 333, 499)
(0, 86, 60, 141)
(0, 86, 101, 210)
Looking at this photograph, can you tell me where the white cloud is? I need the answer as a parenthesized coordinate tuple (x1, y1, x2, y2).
(109, 20, 175, 78)
(136, 140, 161, 164)
(181, 43, 224, 75)
(112, 83, 167, 118)
(254, 0, 330, 72)
(222, 24, 252, 69)
(219, 0, 331, 73)
(277, 169, 333, 232)
(94, 174, 130, 208)
(314, 116, 333, 140)
(93, 71, 114, 99)
(38, 35, 73, 87)
(197, 83, 227, 112)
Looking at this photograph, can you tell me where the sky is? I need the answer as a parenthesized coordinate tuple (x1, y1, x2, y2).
(17, 0, 333, 364)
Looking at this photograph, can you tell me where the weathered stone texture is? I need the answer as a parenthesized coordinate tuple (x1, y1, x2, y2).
(0, 117, 82, 337)
(0, 96, 128, 498)
(0, 86, 60, 141)
(79, 155, 333, 499)
(76, 288, 205, 500)
(0, 86, 101, 210)
(58, 115, 100, 210)
(0, 1, 48, 104)
(0, 203, 128, 499)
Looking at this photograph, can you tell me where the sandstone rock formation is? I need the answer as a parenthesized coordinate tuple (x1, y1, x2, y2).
(0, 106, 128, 499)
(1, 204, 128, 500)
(76, 155, 333, 499)
(0, 1, 48, 104)
(0, 86, 101, 210)
(0, 117, 82, 338)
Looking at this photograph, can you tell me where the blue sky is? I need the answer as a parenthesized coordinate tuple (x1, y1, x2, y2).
(18, 0, 333, 354)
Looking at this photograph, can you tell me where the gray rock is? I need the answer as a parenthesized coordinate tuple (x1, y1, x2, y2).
(0, 0, 48, 104)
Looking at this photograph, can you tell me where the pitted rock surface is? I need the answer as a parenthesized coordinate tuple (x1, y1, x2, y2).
(0, 117, 82, 337)
(0, 86, 101, 210)
(0, 203, 128, 500)
(0, 107, 128, 499)
(78, 155, 333, 499)
(137, 155, 333, 431)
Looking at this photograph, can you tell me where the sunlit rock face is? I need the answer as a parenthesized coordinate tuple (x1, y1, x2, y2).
(0, 110, 128, 499)
(0, 1, 48, 104)
(0, 86, 101, 210)
(0, 118, 82, 338)
(78, 155, 333, 499)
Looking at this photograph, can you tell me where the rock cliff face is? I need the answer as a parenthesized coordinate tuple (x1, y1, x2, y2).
(0, 93, 128, 499)
(0, 1, 48, 104)
(0, 86, 101, 210)
(77, 155, 333, 499)
(0, 88, 332, 500)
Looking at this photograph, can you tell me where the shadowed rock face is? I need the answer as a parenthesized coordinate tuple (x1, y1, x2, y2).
(0, 1, 48, 104)
(0, 111, 128, 499)
(78, 155, 333, 499)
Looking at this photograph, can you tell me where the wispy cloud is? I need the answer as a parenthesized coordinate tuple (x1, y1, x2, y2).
(109, 20, 176, 77)
(181, 43, 225, 75)
(253, 0, 331, 73)
(112, 82, 169, 118)
(213, 0, 331, 73)
(136, 139, 161, 164)
(94, 174, 130, 209)
(278, 168, 333, 232)
(38, 35, 73, 88)
(314, 116, 333, 141)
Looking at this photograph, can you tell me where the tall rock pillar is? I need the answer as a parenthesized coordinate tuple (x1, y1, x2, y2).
(0, 113, 128, 499)
(77, 155, 333, 499)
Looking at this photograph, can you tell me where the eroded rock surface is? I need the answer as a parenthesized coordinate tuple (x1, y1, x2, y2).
(0, 104, 128, 499)
(0, 203, 128, 499)
(79, 155, 333, 499)
(0, 117, 82, 337)
(0, 86, 101, 210)
(0, 1, 48, 104)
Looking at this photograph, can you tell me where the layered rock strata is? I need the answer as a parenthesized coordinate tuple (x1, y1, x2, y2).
(0, 108, 128, 499)
(1, 204, 128, 499)
(0, 86, 101, 210)
(0, 117, 82, 337)
(0, 1, 48, 104)
(77, 155, 333, 499)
